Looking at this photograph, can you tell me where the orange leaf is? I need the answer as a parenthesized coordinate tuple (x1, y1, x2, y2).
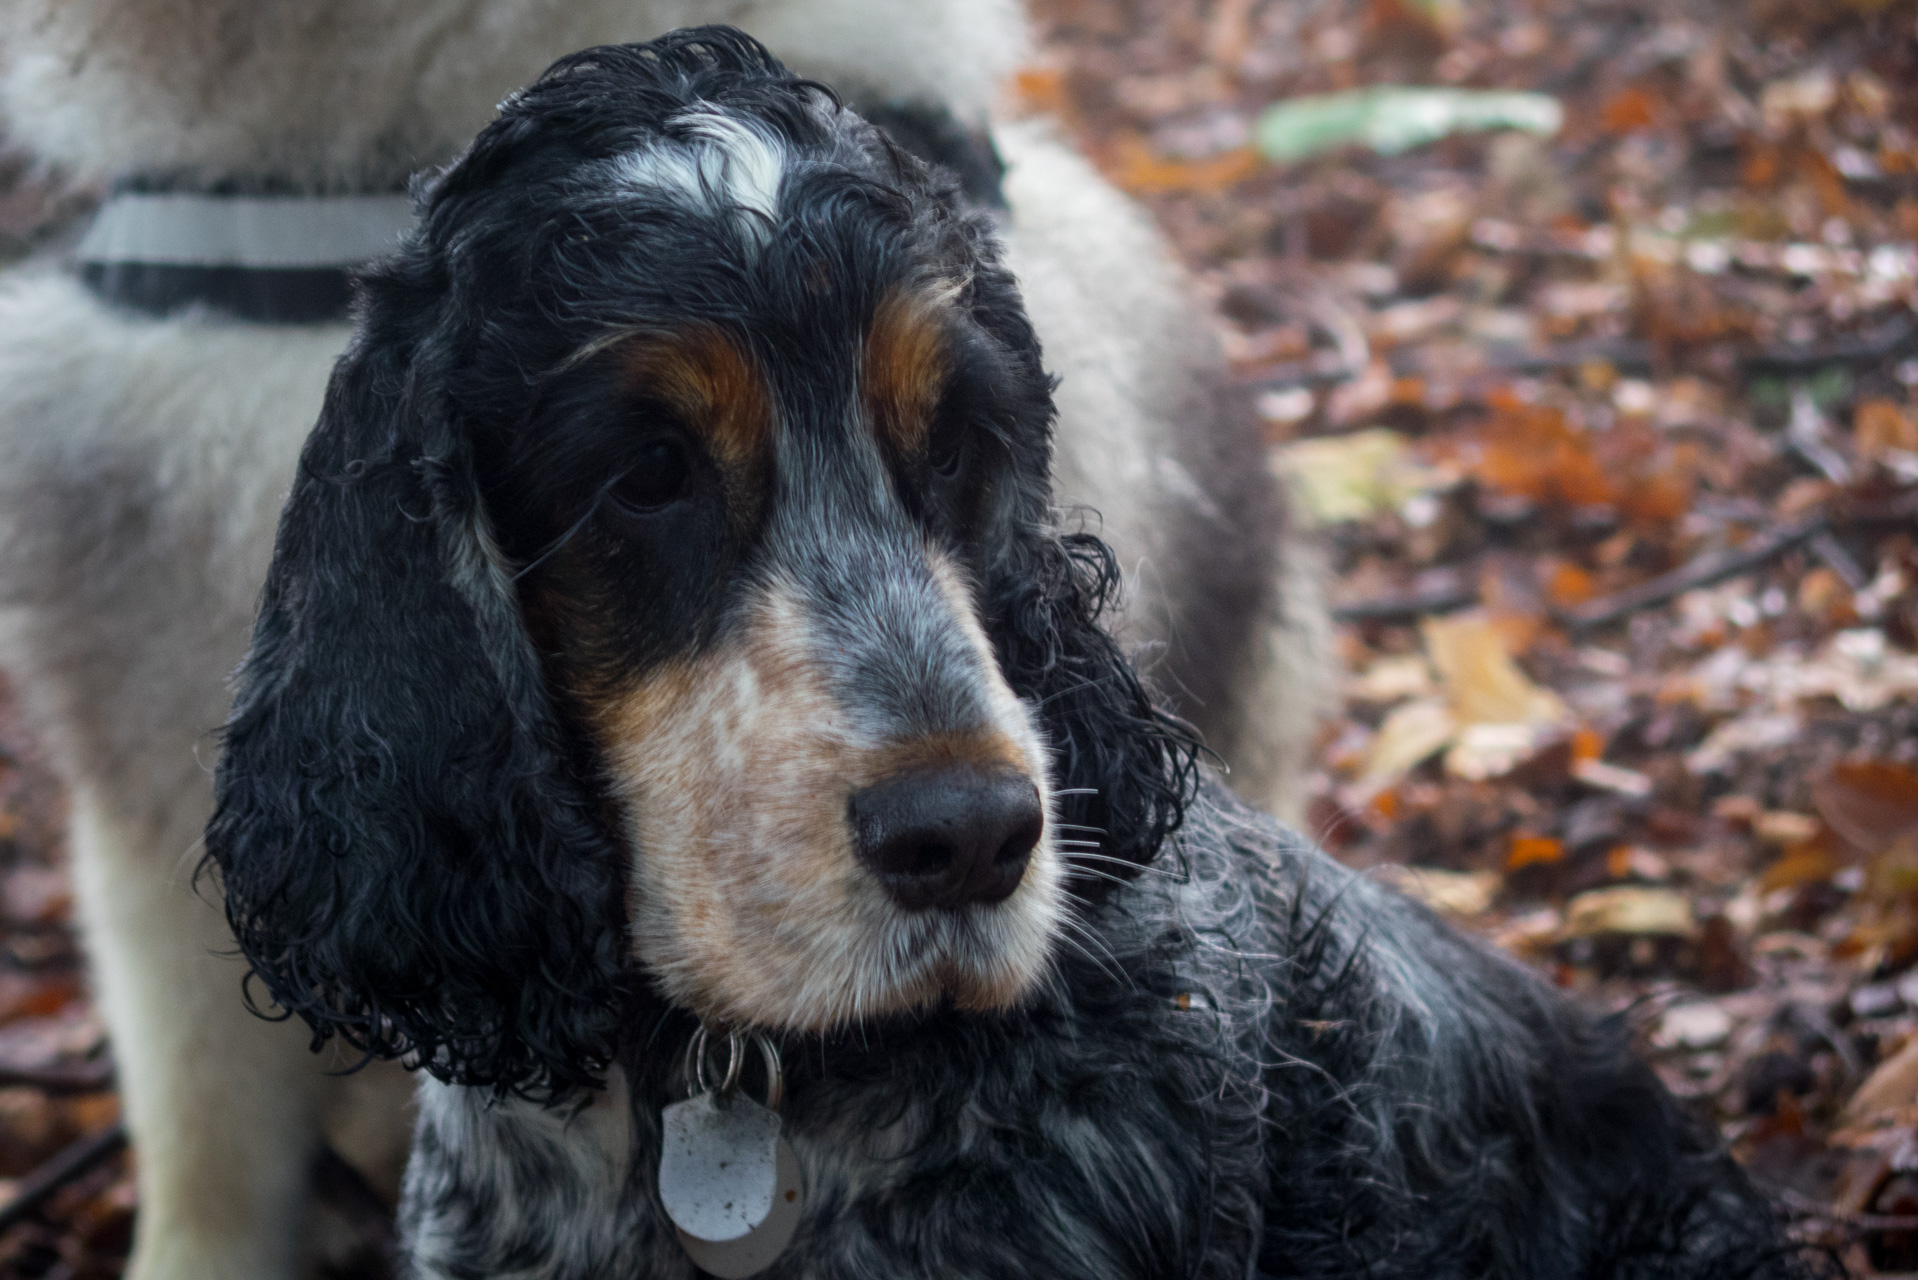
(1855, 398, 1918, 459)
(1815, 761, 1918, 853)
(1625, 470, 1693, 523)
(1508, 834, 1564, 870)
(68, 1093, 122, 1136)
(1572, 727, 1605, 763)
(1605, 844, 1634, 879)
(1601, 87, 1658, 134)
(1742, 141, 1784, 189)
(1108, 135, 1262, 195)
(1012, 67, 1069, 117)
(1553, 446, 1617, 507)
(1547, 561, 1596, 607)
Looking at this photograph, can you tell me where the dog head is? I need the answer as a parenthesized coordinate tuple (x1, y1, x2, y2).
(205, 28, 1198, 1095)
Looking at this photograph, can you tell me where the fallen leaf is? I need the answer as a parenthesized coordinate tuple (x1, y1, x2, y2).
(1375, 865, 1502, 916)
(1546, 560, 1597, 607)
(1760, 69, 1838, 134)
(1686, 710, 1805, 774)
(1508, 833, 1564, 870)
(1347, 653, 1437, 703)
(0, 1011, 105, 1076)
(1560, 886, 1696, 939)
(1653, 1002, 1733, 1050)
(1600, 86, 1659, 134)
(1847, 1037, 1918, 1124)
(1758, 843, 1842, 893)
(1816, 760, 1918, 853)
(1854, 398, 1918, 459)
(1572, 758, 1654, 797)
(1108, 134, 1262, 194)
(1422, 613, 1569, 727)
(1273, 429, 1447, 526)
(1755, 811, 1823, 845)
(1447, 720, 1552, 781)
(1012, 66, 1070, 117)
(1357, 697, 1457, 794)
(1255, 87, 1563, 163)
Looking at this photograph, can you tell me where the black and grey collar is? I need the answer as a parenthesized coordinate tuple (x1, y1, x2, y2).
(76, 191, 416, 323)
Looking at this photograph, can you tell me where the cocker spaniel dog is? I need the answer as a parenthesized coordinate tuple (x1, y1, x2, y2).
(0, 2, 1326, 1275)
(207, 31, 1808, 1280)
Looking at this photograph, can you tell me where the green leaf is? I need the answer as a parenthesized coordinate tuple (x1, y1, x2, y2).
(1255, 87, 1563, 163)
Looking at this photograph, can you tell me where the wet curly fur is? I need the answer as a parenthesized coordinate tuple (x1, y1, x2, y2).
(205, 29, 1819, 1279)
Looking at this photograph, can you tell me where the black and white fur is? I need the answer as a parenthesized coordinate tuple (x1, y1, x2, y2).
(0, 3, 1327, 1276)
(208, 34, 1809, 1279)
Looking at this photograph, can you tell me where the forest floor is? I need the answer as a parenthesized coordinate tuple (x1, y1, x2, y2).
(1, 0, 1917, 1275)
(1024, 0, 1918, 1272)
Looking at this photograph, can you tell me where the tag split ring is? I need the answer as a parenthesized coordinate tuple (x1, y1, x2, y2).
(684, 1025, 783, 1111)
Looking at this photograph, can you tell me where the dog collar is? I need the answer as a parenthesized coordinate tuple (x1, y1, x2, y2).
(75, 192, 416, 324)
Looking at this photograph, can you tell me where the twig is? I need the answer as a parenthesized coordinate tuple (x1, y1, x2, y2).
(1775, 1184, 1918, 1233)
(1242, 316, 1916, 397)
(1787, 386, 1850, 485)
(1743, 315, 1918, 374)
(1332, 582, 1480, 623)
(1808, 529, 1869, 591)
(0, 1123, 127, 1234)
(1560, 515, 1828, 630)
(0, 1059, 114, 1095)
(1560, 491, 1918, 631)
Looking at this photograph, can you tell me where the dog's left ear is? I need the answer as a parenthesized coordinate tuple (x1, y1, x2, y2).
(202, 266, 627, 1098)
(946, 239, 1203, 889)
(991, 526, 1204, 887)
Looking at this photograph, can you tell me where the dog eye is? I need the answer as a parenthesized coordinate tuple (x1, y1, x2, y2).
(611, 437, 693, 512)
(927, 406, 970, 481)
(928, 434, 966, 480)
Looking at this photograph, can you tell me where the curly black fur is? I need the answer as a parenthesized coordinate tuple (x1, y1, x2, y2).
(206, 28, 1825, 1278)
(399, 789, 1828, 1280)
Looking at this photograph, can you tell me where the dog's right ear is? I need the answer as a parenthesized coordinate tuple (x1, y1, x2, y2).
(203, 270, 628, 1098)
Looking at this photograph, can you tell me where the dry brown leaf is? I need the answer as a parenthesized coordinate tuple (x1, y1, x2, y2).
(1814, 760, 1918, 853)
(1600, 86, 1659, 134)
(1846, 1037, 1918, 1124)
(1758, 843, 1842, 893)
(1854, 398, 1918, 459)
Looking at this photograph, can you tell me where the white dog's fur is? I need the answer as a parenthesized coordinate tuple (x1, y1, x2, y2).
(0, 4, 1330, 1277)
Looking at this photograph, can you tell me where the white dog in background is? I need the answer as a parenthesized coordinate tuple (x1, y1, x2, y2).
(0, 2, 1329, 1276)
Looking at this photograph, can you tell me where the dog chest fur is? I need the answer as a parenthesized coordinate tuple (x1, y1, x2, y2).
(398, 786, 1793, 1280)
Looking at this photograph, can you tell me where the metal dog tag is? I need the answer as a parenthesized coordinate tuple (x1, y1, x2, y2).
(676, 1133, 804, 1279)
(659, 1091, 781, 1243)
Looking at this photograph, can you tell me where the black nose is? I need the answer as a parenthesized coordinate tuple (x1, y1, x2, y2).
(849, 767, 1044, 911)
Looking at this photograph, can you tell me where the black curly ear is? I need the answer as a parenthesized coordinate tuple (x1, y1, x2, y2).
(202, 272, 627, 1099)
(991, 529, 1203, 890)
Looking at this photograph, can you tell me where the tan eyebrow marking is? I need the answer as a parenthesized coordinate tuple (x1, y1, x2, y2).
(620, 325, 773, 471)
(862, 286, 955, 455)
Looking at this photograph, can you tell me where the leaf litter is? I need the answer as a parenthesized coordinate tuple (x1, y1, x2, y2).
(1028, 0, 1918, 1270)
